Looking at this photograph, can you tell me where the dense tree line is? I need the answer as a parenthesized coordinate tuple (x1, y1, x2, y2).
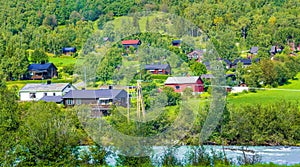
(240, 56, 300, 88)
(0, 0, 299, 81)
(0, 78, 108, 166)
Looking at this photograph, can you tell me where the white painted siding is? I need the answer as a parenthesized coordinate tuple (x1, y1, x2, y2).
(19, 83, 77, 101)
(231, 87, 249, 93)
(20, 91, 64, 101)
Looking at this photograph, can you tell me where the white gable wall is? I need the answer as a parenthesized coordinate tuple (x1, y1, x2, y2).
(19, 83, 77, 101)
(20, 91, 64, 101)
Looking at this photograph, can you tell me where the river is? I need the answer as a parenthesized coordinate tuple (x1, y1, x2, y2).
(205, 146, 300, 165)
(105, 145, 300, 166)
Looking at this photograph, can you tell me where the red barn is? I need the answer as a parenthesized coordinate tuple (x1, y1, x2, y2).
(164, 76, 204, 94)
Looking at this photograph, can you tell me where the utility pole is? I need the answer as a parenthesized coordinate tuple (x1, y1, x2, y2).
(127, 86, 130, 123)
(136, 80, 145, 121)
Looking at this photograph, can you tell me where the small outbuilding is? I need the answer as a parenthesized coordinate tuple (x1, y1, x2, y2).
(62, 47, 76, 55)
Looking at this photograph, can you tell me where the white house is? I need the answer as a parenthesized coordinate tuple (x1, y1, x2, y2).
(19, 82, 76, 101)
(231, 86, 249, 93)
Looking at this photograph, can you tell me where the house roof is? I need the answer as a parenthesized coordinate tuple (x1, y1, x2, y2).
(233, 58, 260, 65)
(165, 76, 201, 84)
(222, 59, 232, 65)
(121, 40, 140, 45)
(172, 40, 181, 45)
(270, 46, 276, 53)
(20, 83, 72, 92)
(145, 64, 170, 70)
(187, 50, 204, 58)
(233, 59, 252, 65)
(39, 96, 63, 103)
(28, 63, 57, 71)
(62, 89, 125, 99)
(103, 37, 109, 42)
(250, 47, 259, 54)
(226, 74, 236, 78)
(201, 74, 215, 79)
(62, 47, 76, 52)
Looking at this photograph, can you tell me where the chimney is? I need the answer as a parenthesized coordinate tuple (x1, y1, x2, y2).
(47, 80, 51, 85)
(108, 85, 113, 89)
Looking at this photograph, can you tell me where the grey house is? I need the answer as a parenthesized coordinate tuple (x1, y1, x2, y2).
(62, 88, 128, 116)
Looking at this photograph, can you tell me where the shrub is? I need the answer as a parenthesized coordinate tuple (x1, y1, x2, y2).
(151, 74, 169, 80)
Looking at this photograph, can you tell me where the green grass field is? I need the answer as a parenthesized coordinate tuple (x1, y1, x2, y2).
(49, 55, 77, 67)
(227, 73, 300, 105)
(6, 79, 73, 90)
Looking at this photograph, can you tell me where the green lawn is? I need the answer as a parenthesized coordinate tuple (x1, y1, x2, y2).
(49, 55, 77, 67)
(227, 73, 300, 105)
(6, 79, 73, 90)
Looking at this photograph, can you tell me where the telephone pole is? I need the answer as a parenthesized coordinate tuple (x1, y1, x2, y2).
(127, 86, 130, 123)
(136, 80, 145, 121)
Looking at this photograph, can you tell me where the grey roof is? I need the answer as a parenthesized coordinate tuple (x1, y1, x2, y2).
(39, 96, 63, 103)
(250, 47, 259, 54)
(20, 83, 71, 92)
(187, 50, 204, 55)
(165, 76, 200, 84)
(172, 40, 181, 44)
(62, 89, 125, 99)
(222, 59, 232, 65)
(145, 64, 170, 70)
(270, 46, 276, 53)
(233, 59, 252, 65)
(201, 74, 215, 79)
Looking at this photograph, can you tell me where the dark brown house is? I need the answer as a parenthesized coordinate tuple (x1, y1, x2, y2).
(145, 63, 171, 75)
(62, 88, 128, 117)
(27, 63, 57, 80)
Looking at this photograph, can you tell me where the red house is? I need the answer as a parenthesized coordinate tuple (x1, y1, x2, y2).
(164, 76, 204, 94)
(121, 40, 141, 49)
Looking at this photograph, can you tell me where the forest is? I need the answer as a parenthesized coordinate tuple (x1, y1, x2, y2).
(0, 0, 299, 81)
(1, 0, 300, 166)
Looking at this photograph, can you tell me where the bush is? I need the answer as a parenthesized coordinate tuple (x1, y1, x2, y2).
(151, 74, 169, 80)
(116, 155, 152, 167)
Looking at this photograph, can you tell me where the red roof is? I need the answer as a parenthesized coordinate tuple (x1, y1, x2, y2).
(121, 40, 140, 45)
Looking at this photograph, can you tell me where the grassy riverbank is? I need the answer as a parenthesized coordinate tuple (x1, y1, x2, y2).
(227, 73, 300, 105)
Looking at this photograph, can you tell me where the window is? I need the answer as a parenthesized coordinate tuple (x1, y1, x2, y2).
(30, 93, 36, 99)
(99, 99, 112, 105)
(99, 100, 104, 105)
(67, 99, 74, 105)
(175, 86, 180, 90)
(44, 93, 47, 96)
(76, 99, 81, 105)
(53, 93, 56, 96)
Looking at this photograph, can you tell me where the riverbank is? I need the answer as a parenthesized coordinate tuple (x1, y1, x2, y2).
(89, 145, 300, 166)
